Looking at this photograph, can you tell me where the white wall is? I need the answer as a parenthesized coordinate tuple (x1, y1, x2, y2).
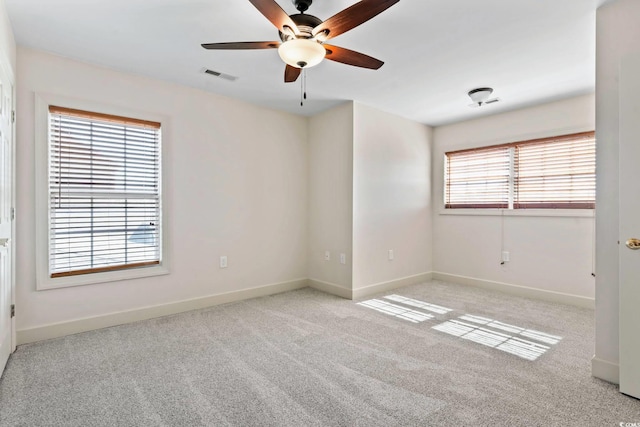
(308, 101, 433, 295)
(432, 95, 596, 301)
(352, 103, 432, 290)
(308, 102, 353, 290)
(594, 0, 640, 381)
(16, 48, 308, 331)
(0, 0, 15, 74)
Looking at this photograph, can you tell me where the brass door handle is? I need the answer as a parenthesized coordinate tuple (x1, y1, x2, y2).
(626, 238, 640, 250)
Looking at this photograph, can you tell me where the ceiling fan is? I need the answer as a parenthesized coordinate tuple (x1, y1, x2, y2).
(468, 87, 500, 107)
(201, 0, 400, 83)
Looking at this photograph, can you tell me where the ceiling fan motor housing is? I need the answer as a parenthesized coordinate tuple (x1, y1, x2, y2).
(279, 13, 323, 41)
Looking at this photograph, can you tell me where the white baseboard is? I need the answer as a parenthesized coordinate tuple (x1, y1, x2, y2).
(308, 272, 433, 300)
(352, 272, 433, 300)
(592, 356, 619, 384)
(15, 272, 595, 345)
(432, 272, 594, 309)
(17, 278, 308, 345)
(308, 278, 352, 299)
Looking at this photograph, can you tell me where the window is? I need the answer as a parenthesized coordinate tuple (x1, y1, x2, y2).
(445, 131, 595, 209)
(47, 106, 162, 279)
(445, 145, 511, 208)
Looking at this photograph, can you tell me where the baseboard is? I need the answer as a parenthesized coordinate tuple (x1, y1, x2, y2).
(352, 272, 433, 300)
(592, 356, 619, 384)
(308, 278, 352, 299)
(17, 278, 308, 345)
(432, 272, 594, 309)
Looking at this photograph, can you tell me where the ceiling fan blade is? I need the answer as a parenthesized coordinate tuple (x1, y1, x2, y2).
(312, 0, 400, 41)
(248, 0, 299, 35)
(324, 45, 384, 69)
(284, 65, 301, 83)
(201, 41, 280, 50)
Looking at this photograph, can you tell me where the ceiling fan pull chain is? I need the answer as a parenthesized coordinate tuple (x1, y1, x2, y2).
(300, 68, 308, 107)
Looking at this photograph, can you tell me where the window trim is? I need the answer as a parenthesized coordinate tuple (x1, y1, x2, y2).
(35, 94, 169, 291)
(444, 131, 595, 210)
(438, 208, 595, 218)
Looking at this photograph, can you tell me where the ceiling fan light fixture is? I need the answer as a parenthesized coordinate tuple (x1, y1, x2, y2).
(468, 87, 494, 104)
(278, 38, 326, 68)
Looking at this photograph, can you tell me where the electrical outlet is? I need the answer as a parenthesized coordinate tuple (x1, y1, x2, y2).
(220, 255, 228, 268)
(388, 249, 394, 261)
(340, 253, 346, 264)
(325, 251, 331, 261)
(501, 251, 510, 262)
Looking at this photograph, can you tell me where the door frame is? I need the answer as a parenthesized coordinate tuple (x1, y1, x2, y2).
(0, 50, 15, 355)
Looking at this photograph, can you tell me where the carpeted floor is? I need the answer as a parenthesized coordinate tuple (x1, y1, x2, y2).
(1, 280, 639, 426)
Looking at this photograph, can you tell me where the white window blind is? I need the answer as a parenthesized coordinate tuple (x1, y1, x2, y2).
(445, 146, 511, 208)
(444, 131, 595, 209)
(48, 106, 161, 278)
(514, 132, 596, 208)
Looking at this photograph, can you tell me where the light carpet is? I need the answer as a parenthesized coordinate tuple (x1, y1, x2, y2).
(1, 280, 639, 426)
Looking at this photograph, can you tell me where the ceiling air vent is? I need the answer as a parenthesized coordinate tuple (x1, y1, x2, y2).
(204, 68, 238, 82)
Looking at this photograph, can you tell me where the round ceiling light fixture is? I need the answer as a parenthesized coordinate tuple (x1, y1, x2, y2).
(278, 38, 326, 68)
(468, 87, 494, 105)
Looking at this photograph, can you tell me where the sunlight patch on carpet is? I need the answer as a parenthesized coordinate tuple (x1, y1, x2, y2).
(458, 314, 562, 345)
(432, 317, 559, 361)
(357, 299, 434, 323)
(383, 295, 453, 314)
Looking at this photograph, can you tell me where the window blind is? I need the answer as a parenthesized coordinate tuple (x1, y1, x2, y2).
(445, 146, 511, 208)
(444, 131, 595, 209)
(48, 106, 161, 278)
(514, 132, 595, 208)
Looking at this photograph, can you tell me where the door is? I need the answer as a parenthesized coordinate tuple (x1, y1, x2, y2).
(619, 52, 640, 399)
(0, 60, 13, 374)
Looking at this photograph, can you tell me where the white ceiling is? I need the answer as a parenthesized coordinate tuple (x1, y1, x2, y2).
(5, 0, 603, 126)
